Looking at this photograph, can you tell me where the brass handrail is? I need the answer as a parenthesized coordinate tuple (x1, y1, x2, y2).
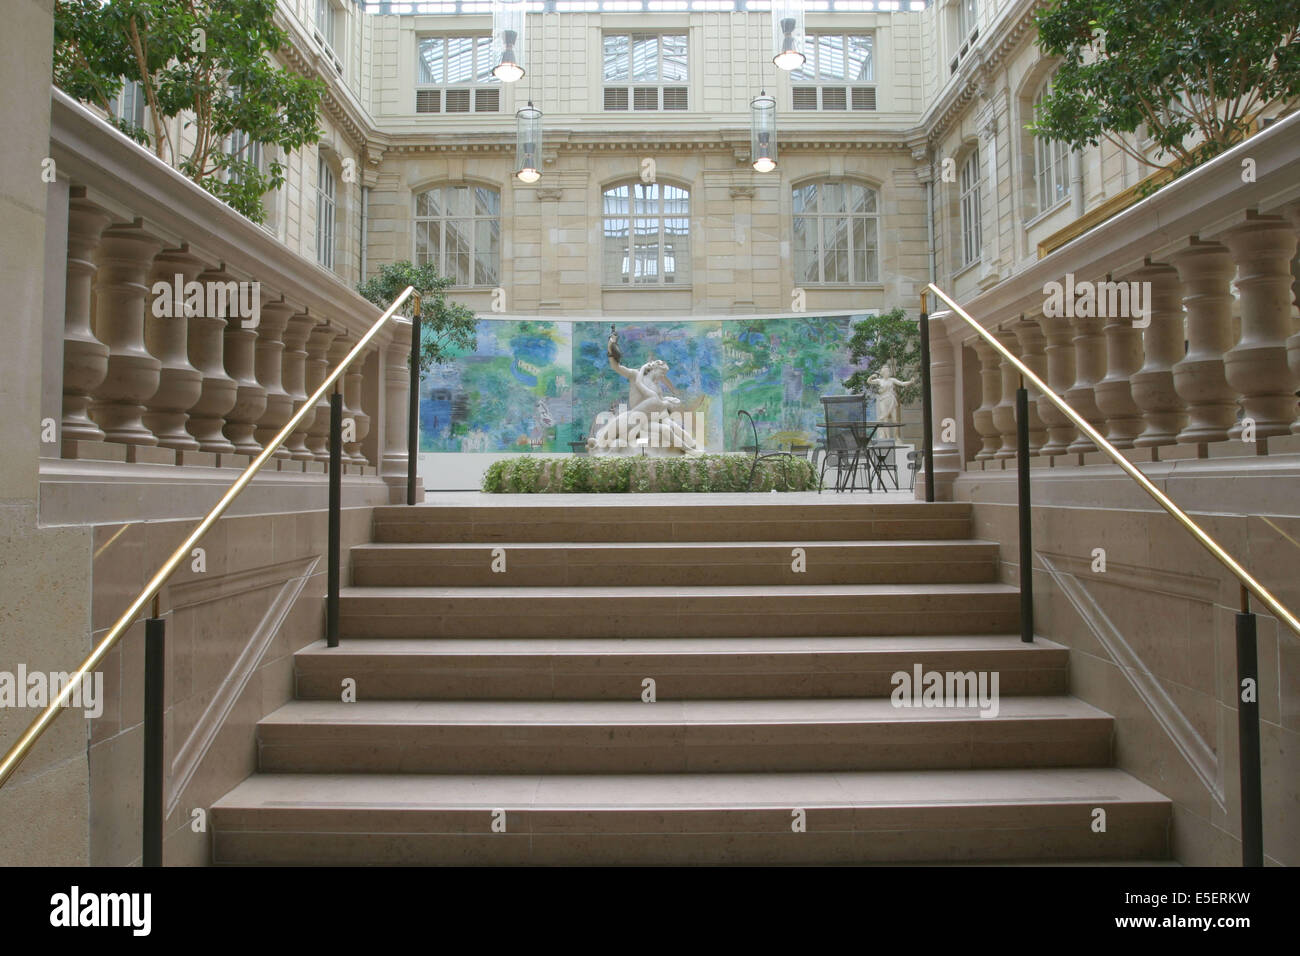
(926, 282, 1300, 637)
(0, 285, 420, 790)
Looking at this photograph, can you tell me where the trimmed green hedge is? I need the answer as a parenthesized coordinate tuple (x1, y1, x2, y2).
(481, 454, 818, 494)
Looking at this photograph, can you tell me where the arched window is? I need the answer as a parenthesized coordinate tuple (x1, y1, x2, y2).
(1033, 80, 1070, 213)
(414, 184, 501, 286)
(602, 181, 690, 285)
(959, 147, 982, 268)
(791, 180, 879, 285)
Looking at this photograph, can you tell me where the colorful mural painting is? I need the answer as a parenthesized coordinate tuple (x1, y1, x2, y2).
(418, 314, 874, 454)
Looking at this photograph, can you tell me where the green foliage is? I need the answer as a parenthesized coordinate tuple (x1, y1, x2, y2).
(356, 261, 477, 373)
(1030, 0, 1300, 187)
(482, 455, 817, 493)
(843, 308, 921, 405)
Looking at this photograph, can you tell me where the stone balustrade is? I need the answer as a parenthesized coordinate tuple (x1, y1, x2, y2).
(43, 89, 414, 499)
(921, 113, 1300, 494)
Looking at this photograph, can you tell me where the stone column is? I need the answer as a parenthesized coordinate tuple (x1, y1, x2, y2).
(1011, 315, 1048, 455)
(221, 287, 268, 456)
(382, 319, 413, 483)
(280, 312, 317, 461)
(991, 329, 1021, 459)
(1131, 262, 1187, 448)
(61, 193, 112, 444)
(304, 322, 341, 461)
(185, 268, 238, 453)
(89, 224, 163, 445)
(1064, 312, 1106, 454)
(1170, 240, 1237, 445)
(918, 311, 961, 499)
(252, 298, 296, 459)
(143, 246, 204, 450)
(327, 333, 357, 464)
(344, 345, 372, 464)
(1036, 314, 1077, 457)
(1094, 275, 1145, 448)
(971, 338, 1002, 461)
(1221, 216, 1299, 439)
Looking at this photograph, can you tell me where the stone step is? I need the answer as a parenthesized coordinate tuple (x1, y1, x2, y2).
(372, 501, 974, 544)
(294, 635, 1069, 700)
(350, 539, 1000, 587)
(211, 767, 1170, 865)
(337, 582, 1021, 638)
(255, 696, 1111, 774)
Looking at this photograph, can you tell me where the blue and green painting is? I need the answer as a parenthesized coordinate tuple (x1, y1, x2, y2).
(418, 314, 872, 453)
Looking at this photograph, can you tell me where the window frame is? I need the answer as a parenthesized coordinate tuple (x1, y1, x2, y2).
(949, 0, 979, 74)
(316, 153, 337, 271)
(412, 184, 502, 289)
(790, 33, 876, 112)
(790, 180, 882, 287)
(415, 34, 502, 114)
(601, 32, 690, 112)
(1032, 81, 1070, 215)
(601, 180, 692, 287)
(958, 147, 983, 269)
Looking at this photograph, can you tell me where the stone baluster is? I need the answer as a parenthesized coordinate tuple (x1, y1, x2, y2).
(305, 322, 341, 461)
(185, 267, 239, 453)
(343, 344, 372, 464)
(1221, 216, 1299, 439)
(61, 192, 113, 445)
(221, 281, 268, 456)
(143, 246, 204, 450)
(252, 298, 296, 459)
(1035, 314, 1077, 457)
(991, 329, 1022, 459)
(1093, 274, 1145, 449)
(1130, 262, 1187, 448)
(382, 320, 413, 487)
(89, 224, 163, 445)
(1170, 240, 1237, 445)
(280, 312, 318, 462)
(922, 312, 961, 499)
(326, 334, 357, 464)
(1010, 315, 1048, 455)
(1064, 310, 1107, 454)
(971, 338, 1002, 461)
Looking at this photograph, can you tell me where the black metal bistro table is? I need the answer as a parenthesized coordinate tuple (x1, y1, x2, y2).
(815, 420, 890, 492)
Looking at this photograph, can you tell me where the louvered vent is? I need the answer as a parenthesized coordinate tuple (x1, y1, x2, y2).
(662, 87, 688, 110)
(821, 87, 847, 110)
(851, 86, 877, 111)
(416, 89, 440, 113)
(632, 87, 659, 110)
(444, 89, 471, 113)
(792, 87, 818, 110)
(474, 88, 500, 112)
(604, 87, 629, 110)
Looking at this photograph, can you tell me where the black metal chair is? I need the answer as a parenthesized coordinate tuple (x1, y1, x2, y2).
(737, 409, 794, 490)
(817, 395, 870, 492)
(867, 438, 900, 491)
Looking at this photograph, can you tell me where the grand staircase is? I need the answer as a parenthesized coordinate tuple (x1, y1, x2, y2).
(211, 498, 1171, 865)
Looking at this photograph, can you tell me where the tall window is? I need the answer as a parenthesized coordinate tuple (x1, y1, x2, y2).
(108, 79, 146, 132)
(959, 148, 982, 268)
(791, 34, 875, 111)
(792, 181, 880, 285)
(602, 34, 688, 111)
(949, 0, 979, 73)
(416, 36, 500, 113)
(602, 182, 690, 286)
(1033, 82, 1069, 213)
(316, 154, 336, 271)
(414, 185, 500, 287)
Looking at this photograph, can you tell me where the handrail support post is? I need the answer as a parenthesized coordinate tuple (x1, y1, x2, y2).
(1016, 378, 1034, 643)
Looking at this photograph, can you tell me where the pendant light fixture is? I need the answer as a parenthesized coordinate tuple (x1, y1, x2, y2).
(492, 0, 526, 82)
(515, 101, 542, 183)
(751, 91, 777, 172)
(771, 0, 806, 71)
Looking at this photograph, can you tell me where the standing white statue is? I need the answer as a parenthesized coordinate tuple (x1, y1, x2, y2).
(587, 326, 702, 456)
(867, 363, 914, 439)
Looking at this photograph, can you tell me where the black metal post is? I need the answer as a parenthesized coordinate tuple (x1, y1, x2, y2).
(407, 308, 421, 506)
(1016, 382, 1034, 644)
(919, 302, 935, 503)
(1236, 588, 1262, 866)
(143, 614, 165, 867)
(327, 388, 342, 648)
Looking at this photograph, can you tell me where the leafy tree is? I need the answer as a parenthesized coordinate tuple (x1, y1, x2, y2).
(843, 308, 921, 406)
(1030, 0, 1300, 185)
(53, 0, 326, 222)
(356, 261, 478, 373)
